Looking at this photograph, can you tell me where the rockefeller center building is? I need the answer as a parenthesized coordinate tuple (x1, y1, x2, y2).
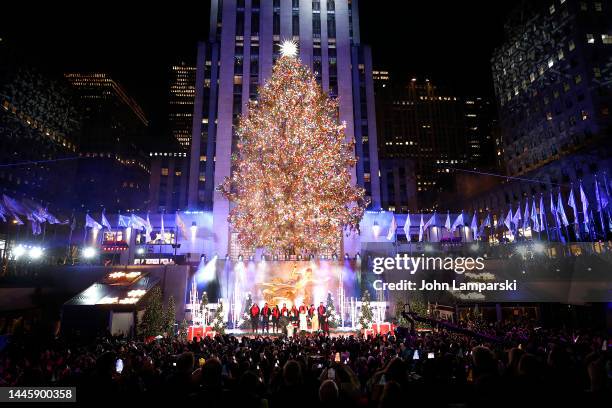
(466, 0, 612, 216)
(189, 0, 381, 256)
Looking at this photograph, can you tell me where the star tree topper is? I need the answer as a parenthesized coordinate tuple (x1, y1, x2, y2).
(279, 40, 298, 58)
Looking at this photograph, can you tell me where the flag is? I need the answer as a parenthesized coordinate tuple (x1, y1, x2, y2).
(479, 213, 491, 235)
(3, 195, 27, 216)
(531, 198, 540, 232)
(522, 201, 530, 230)
(418, 214, 425, 242)
(85, 213, 102, 230)
(175, 212, 188, 240)
(129, 214, 147, 229)
(504, 208, 513, 232)
(0, 201, 6, 222)
(386, 215, 397, 241)
(423, 212, 437, 230)
(70, 215, 77, 231)
(470, 212, 478, 239)
(403, 212, 411, 242)
(539, 195, 546, 231)
(444, 212, 451, 231)
(595, 179, 609, 212)
(579, 182, 589, 233)
(568, 187, 578, 224)
(512, 204, 522, 226)
(101, 210, 112, 230)
(451, 212, 464, 233)
(552, 192, 566, 243)
(118, 214, 129, 228)
(557, 191, 569, 226)
(145, 213, 153, 239)
(160, 213, 165, 239)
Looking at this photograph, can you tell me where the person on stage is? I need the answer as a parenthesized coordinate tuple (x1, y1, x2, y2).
(290, 304, 299, 326)
(318, 302, 329, 335)
(261, 302, 271, 333)
(298, 303, 308, 332)
(250, 302, 260, 333)
(310, 303, 319, 332)
(281, 303, 289, 318)
(272, 304, 280, 333)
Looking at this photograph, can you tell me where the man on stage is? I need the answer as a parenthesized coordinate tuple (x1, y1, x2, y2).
(318, 301, 329, 335)
(261, 302, 271, 333)
(250, 302, 260, 333)
(272, 304, 280, 333)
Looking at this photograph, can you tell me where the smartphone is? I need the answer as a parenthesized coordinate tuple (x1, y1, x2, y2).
(378, 374, 386, 385)
(413, 350, 419, 360)
(328, 368, 335, 380)
(115, 359, 124, 374)
(427, 352, 434, 359)
(317, 363, 323, 369)
(334, 352, 340, 363)
(199, 357, 206, 367)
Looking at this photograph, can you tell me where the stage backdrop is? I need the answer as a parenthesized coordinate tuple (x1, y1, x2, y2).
(193, 259, 360, 312)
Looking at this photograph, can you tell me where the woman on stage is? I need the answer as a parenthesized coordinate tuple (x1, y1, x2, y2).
(310, 303, 319, 332)
(298, 303, 308, 332)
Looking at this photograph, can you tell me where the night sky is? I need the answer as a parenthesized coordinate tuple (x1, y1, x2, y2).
(1, 1, 520, 142)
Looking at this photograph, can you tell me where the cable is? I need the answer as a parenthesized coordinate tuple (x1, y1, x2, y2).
(0, 156, 82, 168)
(446, 167, 567, 188)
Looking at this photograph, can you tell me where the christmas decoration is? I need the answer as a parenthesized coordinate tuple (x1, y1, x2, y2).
(357, 290, 374, 330)
(211, 301, 227, 335)
(138, 286, 163, 337)
(325, 292, 340, 328)
(238, 293, 253, 329)
(163, 295, 176, 335)
(218, 44, 368, 255)
(178, 319, 188, 341)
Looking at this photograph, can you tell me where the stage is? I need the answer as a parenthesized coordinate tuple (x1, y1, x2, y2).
(186, 258, 389, 331)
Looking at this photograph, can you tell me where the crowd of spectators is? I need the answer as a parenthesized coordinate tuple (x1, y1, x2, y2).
(0, 320, 609, 407)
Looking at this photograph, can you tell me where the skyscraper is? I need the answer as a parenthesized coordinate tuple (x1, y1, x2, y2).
(189, 0, 380, 256)
(64, 73, 150, 212)
(470, 0, 612, 215)
(169, 62, 196, 149)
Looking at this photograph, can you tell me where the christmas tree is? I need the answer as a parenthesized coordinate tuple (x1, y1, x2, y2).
(163, 295, 176, 335)
(178, 319, 188, 341)
(138, 286, 164, 338)
(325, 292, 340, 328)
(219, 41, 368, 255)
(358, 290, 374, 330)
(211, 301, 227, 335)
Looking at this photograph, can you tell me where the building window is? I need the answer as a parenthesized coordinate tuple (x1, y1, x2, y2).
(594, 2, 602, 11)
(602, 34, 612, 44)
(549, 5, 555, 14)
(568, 40, 575, 51)
(161, 168, 169, 176)
(587, 34, 595, 44)
(574, 74, 582, 84)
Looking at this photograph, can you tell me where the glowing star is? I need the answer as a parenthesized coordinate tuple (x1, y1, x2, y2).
(279, 40, 298, 58)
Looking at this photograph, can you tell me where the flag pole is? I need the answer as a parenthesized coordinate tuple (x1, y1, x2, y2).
(542, 194, 550, 242)
(595, 176, 606, 238)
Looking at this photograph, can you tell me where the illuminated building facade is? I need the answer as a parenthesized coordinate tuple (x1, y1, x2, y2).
(376, 77, 496, 212)
(189, 0, 381, 256)
(169, 62, 196, 148)
(0, 67, 80, 209)
(465, 0, 612, 216)
(65, 73, 151, 212)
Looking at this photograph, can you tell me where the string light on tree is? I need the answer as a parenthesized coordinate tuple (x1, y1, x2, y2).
(219, 39, 368, 255)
